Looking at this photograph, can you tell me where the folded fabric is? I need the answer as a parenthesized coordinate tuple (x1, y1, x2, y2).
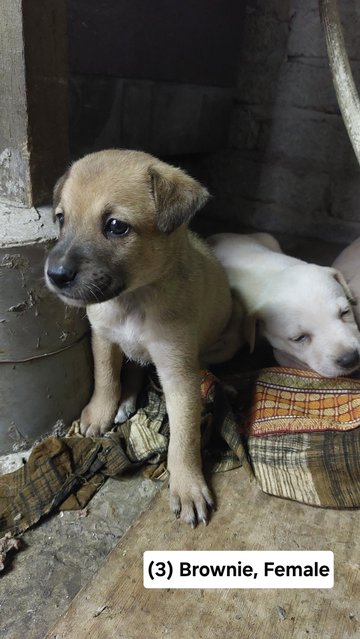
(0, 370, 245, 535)
(227, 367, 360, 508)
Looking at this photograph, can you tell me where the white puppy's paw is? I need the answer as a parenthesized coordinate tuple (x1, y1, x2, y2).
(169, 472, 215, 528)
(80, 398, 117, 437)
(114, 395, 137, 424)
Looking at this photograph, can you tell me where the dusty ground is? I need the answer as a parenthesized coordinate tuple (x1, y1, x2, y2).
(0, 472, 161, 639)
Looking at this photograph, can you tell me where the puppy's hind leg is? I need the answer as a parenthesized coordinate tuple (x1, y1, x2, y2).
(115, 361, 145, 423)
(202, 297, 244, 365)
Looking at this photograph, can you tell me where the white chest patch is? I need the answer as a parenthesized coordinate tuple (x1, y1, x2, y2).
(88, 301, 152, 365)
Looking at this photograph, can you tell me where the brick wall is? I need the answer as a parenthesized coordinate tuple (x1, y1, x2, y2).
(189, 0, 360, 244)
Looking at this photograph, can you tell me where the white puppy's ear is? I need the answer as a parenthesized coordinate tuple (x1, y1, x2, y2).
(244, 313, 259, 353)
(329, 268, 357, 305)
(148, 163, 210, 234)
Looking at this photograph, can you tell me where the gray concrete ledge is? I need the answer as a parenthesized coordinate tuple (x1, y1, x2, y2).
(0, 202, 58, 247)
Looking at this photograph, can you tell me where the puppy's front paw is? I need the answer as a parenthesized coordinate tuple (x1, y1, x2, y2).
(80, 398, 117, 437)
(169, 472, 214, 528)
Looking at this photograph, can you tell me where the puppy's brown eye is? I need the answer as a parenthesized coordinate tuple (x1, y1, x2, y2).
(104, 218, 131, 238)
(56, 212, 64, 228)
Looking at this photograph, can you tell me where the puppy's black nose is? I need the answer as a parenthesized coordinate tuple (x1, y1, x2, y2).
(336, 350, 360, 369)
(47, 264, 77, 288)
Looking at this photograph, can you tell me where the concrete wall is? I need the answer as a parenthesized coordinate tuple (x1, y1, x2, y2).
(189, 0, 360, 244)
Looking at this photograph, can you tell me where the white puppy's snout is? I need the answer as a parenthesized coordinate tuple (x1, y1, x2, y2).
(335, 349, 360, 370)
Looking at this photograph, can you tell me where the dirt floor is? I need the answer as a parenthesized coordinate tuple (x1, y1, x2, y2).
(45, 470, 360, 639)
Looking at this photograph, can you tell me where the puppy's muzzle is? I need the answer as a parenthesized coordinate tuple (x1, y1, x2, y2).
(47, 262, 77, 289)
(46, 249, 123, 305)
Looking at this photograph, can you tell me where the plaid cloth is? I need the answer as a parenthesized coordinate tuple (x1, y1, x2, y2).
(2, 366, 360, 537)
(227, 367, 360, 508)
(245, 369, 360, 435)
(0, 370, 245, 536)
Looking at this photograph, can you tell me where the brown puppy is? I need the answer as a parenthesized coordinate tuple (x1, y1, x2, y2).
(45, 149, 242, 526)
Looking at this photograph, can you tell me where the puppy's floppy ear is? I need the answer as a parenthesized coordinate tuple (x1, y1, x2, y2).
(53, 169, 70, 210)
(329, 267, 357, 305)
(148, 163, 210, 233)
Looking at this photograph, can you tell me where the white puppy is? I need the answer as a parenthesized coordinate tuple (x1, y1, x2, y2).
(209, 232, 360, 377)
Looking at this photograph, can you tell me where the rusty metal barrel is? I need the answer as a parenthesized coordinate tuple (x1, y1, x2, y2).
(0, 205, 92, 453)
